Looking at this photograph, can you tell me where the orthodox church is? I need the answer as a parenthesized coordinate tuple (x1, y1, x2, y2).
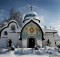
(0, 7, 60, 48)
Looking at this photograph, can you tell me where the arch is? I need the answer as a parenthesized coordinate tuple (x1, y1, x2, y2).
(0, 20, 19, 38)
(20, 20, 44, 40)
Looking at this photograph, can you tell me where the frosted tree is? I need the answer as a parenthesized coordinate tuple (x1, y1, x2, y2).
(9, 8, 23, 27)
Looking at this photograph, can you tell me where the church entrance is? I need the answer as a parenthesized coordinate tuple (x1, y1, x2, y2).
(28, 38, 35, 48)
(21, 20, 44, 48)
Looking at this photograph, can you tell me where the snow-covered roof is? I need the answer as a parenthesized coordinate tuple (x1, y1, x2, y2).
(24, 11, 40, 21)
(24, 11, 38, 18)
(43, 28, 57, 33)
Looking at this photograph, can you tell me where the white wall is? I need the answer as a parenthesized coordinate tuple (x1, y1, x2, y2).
(1, 20, 60, 48)
(43, 33, 55, 47)
(0, 21, 21, 48)
(22, 39, 27, 48)
(37, 40, 42, 47)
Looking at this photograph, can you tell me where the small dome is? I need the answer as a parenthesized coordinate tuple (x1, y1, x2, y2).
(24, 11, 39, 19)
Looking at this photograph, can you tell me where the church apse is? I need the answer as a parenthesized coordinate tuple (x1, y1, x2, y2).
(20, 20, 43, 48)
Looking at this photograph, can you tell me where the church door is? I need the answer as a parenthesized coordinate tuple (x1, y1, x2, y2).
(28, 38, 35, 48)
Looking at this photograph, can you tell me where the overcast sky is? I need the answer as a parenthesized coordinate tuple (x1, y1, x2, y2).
(0, 0, 60, 35)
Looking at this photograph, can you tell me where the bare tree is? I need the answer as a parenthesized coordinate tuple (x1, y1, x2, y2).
(1, 8, 23, 27)
(9, 8, 22, 19)
(9, 8, 23, 27)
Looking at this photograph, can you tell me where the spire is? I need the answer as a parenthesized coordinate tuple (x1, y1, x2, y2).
(29, 5, 33, 11)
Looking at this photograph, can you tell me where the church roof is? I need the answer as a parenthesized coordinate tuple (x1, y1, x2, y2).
(43, 28, 57, 33)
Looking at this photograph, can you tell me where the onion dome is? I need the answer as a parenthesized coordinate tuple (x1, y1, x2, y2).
(23, 11, 40, 23)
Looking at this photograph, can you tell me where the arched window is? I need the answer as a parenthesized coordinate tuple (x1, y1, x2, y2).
(11, 25, 15, 31)
(4, 31, 8, 35)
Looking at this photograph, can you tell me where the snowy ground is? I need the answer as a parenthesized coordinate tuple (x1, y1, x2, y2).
(0, 50, 49, 57)
(0, 46, 60, 57)
(0, 51, 49, 57)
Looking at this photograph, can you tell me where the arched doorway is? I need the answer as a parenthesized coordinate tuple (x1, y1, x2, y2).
(28, 38, 35, 48)
(20, 20, 44, 48)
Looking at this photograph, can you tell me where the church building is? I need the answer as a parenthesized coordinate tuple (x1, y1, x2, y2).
(0, 7, 60, 48)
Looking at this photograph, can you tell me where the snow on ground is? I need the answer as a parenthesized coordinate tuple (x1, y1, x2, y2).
(0, 54, 49, 57)
(0, 46, 60, 57)
(14, 46, 60, 55)
(0, 51, 49, 57)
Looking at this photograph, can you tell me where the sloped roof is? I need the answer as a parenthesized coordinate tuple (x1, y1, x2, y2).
(42, 28, 57, 33)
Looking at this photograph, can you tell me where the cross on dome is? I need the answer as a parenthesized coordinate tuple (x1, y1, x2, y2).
(23, 5, 40, 23)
